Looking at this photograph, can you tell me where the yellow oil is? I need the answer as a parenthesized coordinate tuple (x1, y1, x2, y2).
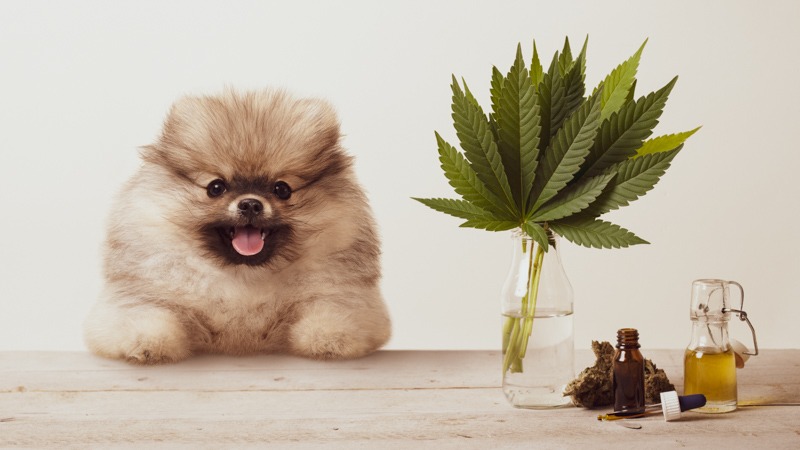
(684, 348, 737, 413)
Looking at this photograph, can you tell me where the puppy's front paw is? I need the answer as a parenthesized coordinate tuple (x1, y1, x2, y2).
(289, 302, 390, 360)
(125, 334, 190, 365)
(293, 328, 363, 360)
(84, 302, 191, 365)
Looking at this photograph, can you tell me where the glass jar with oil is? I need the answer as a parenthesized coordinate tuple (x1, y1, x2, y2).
(684, 333, 737, 412)
(683, 279, 757, 414)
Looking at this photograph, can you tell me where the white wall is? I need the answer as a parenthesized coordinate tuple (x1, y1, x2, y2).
(1, 0, 798, 352)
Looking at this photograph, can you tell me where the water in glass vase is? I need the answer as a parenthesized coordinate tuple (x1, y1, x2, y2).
(502, 310, 574, 409)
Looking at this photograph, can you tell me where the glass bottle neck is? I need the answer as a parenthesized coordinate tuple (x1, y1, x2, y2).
(616, 328, 640, 348)
(688, 320, 731, 352)
(502, 228, 573, 315)
(513, 228, 558, 249)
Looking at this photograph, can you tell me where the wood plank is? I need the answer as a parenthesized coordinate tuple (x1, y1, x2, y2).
(1, 350, 798, 448)
(3, 389, 800, 447)
(0, 350, 599, 393)
(0, 351, 511, 392)
(2, 389, 799, 448)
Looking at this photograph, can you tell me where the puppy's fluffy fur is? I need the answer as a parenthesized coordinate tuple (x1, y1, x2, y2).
(84, 89, 391, 364)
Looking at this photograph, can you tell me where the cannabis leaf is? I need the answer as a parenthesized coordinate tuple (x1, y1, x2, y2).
(530, 41, 544, 89)
(596, 40, 646, 121)
(435, 132, 515, 218)
(635, 127, 700, 158)
(560, 37, 588, 126)
(536, 54, 566, 151)
(580, 76, 677, 179)
(412, 197, 493, 221)
(495, 44, 541, 211)
(550, 218, 648, 249)
(414, 37, 697, 251)
(580, 147, 682, 217)
(450, 77, 516, 211)
(530, 172, 614, 222)
(528, 90, 602, 213)
(460, 219, 519, 232)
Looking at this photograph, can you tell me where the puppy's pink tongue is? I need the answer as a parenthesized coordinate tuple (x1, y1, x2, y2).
(231, 226, 264, 256)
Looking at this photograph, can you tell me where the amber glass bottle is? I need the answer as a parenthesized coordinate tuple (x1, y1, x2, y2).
(612, 328, 645, 415)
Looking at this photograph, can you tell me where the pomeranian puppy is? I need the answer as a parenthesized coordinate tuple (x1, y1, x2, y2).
(84, 89, 391, 364)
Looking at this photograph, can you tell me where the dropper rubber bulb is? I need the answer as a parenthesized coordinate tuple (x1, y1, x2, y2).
(661, 391, 707, 421)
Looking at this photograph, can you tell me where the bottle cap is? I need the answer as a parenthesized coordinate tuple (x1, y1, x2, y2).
(731, 339, 751, 368)
(660, 391, 682, 421)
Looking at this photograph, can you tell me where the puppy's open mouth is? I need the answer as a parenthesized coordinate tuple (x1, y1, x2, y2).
(224, 225, 269, 256)
(203, 219, 292, 267)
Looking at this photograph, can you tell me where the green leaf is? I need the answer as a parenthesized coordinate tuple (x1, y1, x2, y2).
(529, 92, 603, 212)
(490, 67, 505, 120)
(460, 219, 519, 232)
(577, 36, 588, 76)
(522, 222, 549, 252)
(635, 127, 700, 158)
(418, 38, 689, 247)
(451, 77, 517, 211)
(434, 132, 515, 218)
(463, 77, 481, 109)
(581, 76, 678, 178)
(531, 41, 544, 90)
(625, 78, 637, 105)
(558, 37, 574, 75)
(581, 147, 682, 217)
(530, 173, 614, 222)
(560, 41, 588, 126)
(496, 44, 541, 211)
(595, 39, 646, 121)
(550, 218, 648, 249)
(412, 197, 493, 221)
(488, 115, 500, 144)
(546, 49, 559, 75)
(537, 53, 566, 151)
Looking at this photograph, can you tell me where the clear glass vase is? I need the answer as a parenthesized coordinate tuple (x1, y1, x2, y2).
(501, 229, 574, 408)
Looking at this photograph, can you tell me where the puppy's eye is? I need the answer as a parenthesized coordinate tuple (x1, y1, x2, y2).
(206, 179, 227, 198)
(273, 181, 292, 200)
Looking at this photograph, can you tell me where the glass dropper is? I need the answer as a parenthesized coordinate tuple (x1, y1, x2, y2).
(598, 392, 707, 421)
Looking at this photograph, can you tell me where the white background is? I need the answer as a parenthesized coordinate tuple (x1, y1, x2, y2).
(1, 0, 798, 352)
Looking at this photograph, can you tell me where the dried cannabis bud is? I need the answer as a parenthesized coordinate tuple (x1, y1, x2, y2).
(564, 341, 615, 407)
(644, 358, 676, 404)
(564, 340, 676, 407)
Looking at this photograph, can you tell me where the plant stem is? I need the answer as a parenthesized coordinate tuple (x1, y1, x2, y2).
(519, 245, 545, 359)
(502, 235, 546, 374)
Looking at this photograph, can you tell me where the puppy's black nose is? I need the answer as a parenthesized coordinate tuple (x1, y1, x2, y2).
(237, 198, 264, 219)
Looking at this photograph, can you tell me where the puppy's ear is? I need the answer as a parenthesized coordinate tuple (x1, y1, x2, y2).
(140, 95, 209, 170)
(162, 96, 210, 139)
(297, 98, 342, 153)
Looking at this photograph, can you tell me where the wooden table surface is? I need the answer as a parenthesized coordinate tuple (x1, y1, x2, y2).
(1, 350, 798, 449)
